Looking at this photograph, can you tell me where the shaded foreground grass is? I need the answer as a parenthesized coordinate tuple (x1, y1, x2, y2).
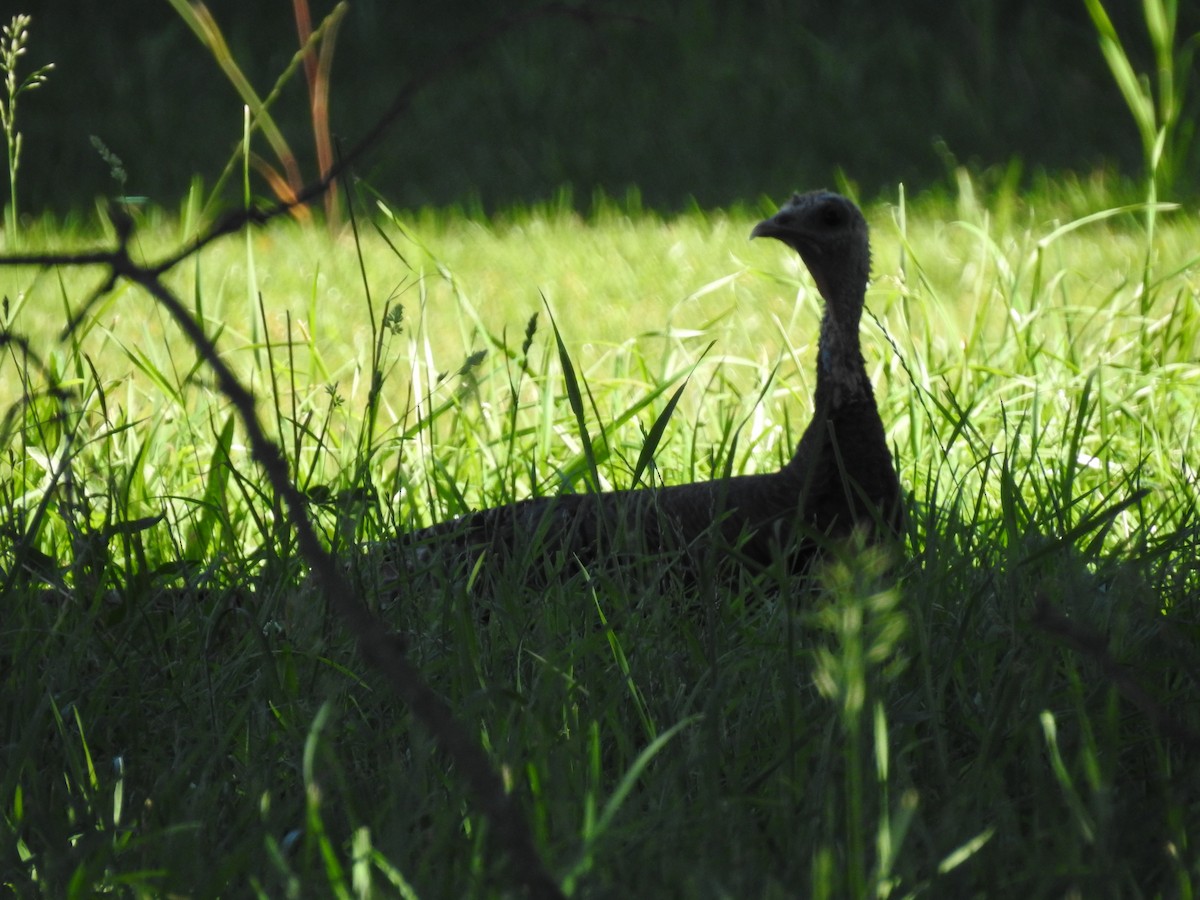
(2, 183, 1199, 896)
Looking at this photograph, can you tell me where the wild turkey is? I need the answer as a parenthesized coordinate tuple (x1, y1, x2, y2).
(397, 191, 901, 582)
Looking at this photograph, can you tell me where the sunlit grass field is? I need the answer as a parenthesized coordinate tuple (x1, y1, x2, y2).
(2, 177, 1199, 896)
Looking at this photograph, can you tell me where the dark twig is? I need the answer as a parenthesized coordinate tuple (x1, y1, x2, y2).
(1031, 597, 1200, 752)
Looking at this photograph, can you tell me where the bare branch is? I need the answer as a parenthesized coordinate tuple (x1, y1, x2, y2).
(0, 6, 642, 894)
(1032, 597, 1200, 752)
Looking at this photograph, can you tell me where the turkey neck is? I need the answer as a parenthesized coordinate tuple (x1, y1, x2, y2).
(778, 252, 880, 489)
(812, 260, 873, 412)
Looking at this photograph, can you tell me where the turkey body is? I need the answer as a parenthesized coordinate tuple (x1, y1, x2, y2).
(399, 191, 901, 581)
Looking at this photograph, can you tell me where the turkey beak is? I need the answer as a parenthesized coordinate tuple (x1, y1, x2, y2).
(751, 218, 818, 256)
(750, 219, 781, 241)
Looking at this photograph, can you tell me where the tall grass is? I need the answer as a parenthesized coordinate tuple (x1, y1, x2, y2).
(0, 13, 54, 238)
(2, 178, 1199, 896)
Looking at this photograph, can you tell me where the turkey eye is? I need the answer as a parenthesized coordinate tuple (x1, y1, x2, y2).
(821, 206, 843, 227)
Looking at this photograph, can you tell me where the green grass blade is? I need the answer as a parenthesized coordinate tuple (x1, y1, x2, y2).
(545, 297, 600, 492)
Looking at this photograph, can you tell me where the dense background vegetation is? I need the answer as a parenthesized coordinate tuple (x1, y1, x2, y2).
(3, 2, 1200, 897)
(19, 0, 1200, 214)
